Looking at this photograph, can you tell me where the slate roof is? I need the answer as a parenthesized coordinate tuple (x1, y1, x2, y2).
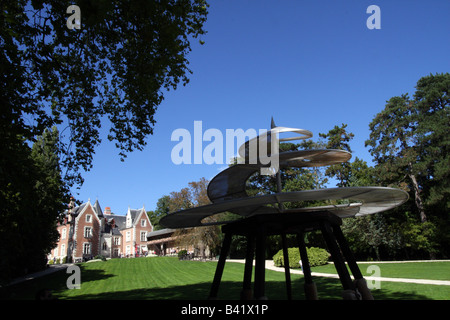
(92, 199, 104, 218)
(66, 198, 103, 218)
(62, 199, 148, 236)
(129, 209, 142, 224)
(111, 215, 127, 230)
(147, 228, 175, 238)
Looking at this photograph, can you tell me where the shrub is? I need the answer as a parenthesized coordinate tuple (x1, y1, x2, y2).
(178, 250, 187, 259)
(94, 255, 107, 261)
(273, 247, 329, 268)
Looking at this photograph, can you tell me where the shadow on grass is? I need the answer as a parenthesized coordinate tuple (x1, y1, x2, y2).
(1, 264, 431, 300)
(58, 277, 430, 300)
(1, 265, 115, 300)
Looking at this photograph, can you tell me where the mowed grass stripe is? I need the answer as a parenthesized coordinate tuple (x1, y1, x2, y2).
(3, 257, 449, 300)
(311, 261, 450, 281)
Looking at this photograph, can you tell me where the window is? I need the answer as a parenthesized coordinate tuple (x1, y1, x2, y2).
(54, 247, 58, 257)
(140, 231, 147, 242)
(86, 214, 92, 223)
(102, 242, 107, 250)
(61, 228, 67, 240)
(84, 227, 92, 238)
(83, 243, 91, 254)
(61, 244, 66, 256)
(114, 237, 120, 245)
(126, 245, 131, 255)
(126, 231, 131, 242)
(141, 219, 146, 227)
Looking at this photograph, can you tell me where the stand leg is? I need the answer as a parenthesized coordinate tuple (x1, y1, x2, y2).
(254, 226, 267, 300)
(209, 232, 232, 299)
(241, 235, 255, 300)
(320, 222, 358, 299)
(297, 232, 318, 300)
(281, 232, 292, 300)
(333, 226, 374, 300)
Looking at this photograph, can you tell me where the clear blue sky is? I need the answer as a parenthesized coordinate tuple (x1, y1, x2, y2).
(75, 0, 450, 216)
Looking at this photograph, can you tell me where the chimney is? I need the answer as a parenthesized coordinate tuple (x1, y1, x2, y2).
(104, 207, 111, 215)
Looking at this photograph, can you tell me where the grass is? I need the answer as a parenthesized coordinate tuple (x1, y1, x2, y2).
(311, 261, 450, 280)
(2, 257, 449, 300)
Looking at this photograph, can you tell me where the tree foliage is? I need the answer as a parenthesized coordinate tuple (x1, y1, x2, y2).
(1, 0, 209, 187)
(363, 73, 449, 258)
(0, 127, 67, 284)
(319, 124, 354, 187)
(365, 73, 449, 223)
(147, 195, 171, 231)
(1, 0, 208, 282)
(168, 178, 221, 258)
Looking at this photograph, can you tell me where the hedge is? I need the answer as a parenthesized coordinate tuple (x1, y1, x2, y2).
(272, 247, 329, 268)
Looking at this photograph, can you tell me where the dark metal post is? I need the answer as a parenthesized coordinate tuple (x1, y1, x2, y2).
(281, 232, 292, 300)
(297, 232, 318, 300)
(241, 235, 255, 300)
(254, 225, 267, 299)
(332, 225, 363, 279)
(320, 221, 357, 299)
(209, 232, 232, 299)
(333, 226, 374, 300)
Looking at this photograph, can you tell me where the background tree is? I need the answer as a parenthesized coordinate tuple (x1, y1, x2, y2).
(0, 127, 67, 284)
(1, 0, 208, 281)
(365, 73, 450, 258)
(366, 94, 426, 222)
(413, 73, 450, 212)
(147, 195, 171, 231)
(168, 178, 221, 258)
(1, 0, 209, 188)
(319, 124, 354, 187)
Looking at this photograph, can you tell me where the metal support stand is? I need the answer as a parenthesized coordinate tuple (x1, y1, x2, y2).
(281, 232, 292, 300)
(297, 232, 318, 300)
(209, 232, 232, 300)
(240, 235, 255, 300)
(208, 211, 373, 300)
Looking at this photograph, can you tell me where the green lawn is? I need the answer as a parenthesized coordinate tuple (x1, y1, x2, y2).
(311, 261, 450, 280)
(2, 257, 449, 300)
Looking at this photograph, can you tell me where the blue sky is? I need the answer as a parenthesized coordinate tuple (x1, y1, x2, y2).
(75, 0, 450, 216)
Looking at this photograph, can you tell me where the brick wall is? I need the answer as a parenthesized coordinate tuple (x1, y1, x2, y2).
(134, 210, 153, 256)
(74, 204, 100, 260)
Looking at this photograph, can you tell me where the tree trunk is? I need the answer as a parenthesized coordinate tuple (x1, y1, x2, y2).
(408, 164, 427, 222)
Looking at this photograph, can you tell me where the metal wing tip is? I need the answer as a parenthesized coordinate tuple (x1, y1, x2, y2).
(271, 116, 276, 129)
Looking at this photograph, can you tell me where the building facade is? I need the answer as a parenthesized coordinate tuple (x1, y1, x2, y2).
(49, 199, 153, 262)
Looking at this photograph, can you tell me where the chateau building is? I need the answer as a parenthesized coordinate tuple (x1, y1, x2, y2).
(49, 199, 153, 262)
